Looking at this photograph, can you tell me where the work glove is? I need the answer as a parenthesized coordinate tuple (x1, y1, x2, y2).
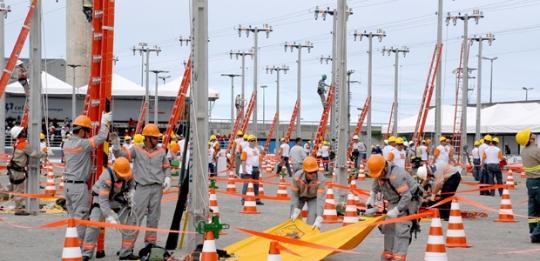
(312, 216, 323, 230)
(364, 208, 378, 216)
(101, 112, 112, 126)
(106, 214, 119, 225)
(290, 208, 302, 221)
(386, 207, 400, 219)
(163, 177, 171, 191)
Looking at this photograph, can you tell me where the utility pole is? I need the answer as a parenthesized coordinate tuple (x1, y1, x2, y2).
(67, 64, 83, 128)
(133, 43, 161, 124)
(150, 70, 169, 125)
(0, 1, 10, 154)
(229, 50, 253, 124)
(354, 29, 386, 157)
(261, 85, 268, 128)
(284, 41, 313, 138)
(523, 87, 533, 101)
(447, 10, 483, 163)
(188, 0, 208, 250)
(482, 56, 497, 104)
(266, 65, 289, 139)
(221, 73, 241, 129)
(382, 46, 409, 136)
(435, 0, 443, 144)
(27, 0, 41, 215)
(237, 24, 272, 137)
(471, 33, 495, 140)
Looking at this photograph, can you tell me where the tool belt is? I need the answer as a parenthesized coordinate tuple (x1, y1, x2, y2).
(7, 161, 27, 185)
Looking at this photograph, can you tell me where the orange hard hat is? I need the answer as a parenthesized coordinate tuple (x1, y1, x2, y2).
(113, 157, 132, 180)
(367, 154, 386, 178)
(303, 156, 319, 172)
(73, 115, 92, 129)
(142, 124, 162, 137)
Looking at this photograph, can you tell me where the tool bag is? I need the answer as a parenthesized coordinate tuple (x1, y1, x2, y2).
(138, 244, 171, 261)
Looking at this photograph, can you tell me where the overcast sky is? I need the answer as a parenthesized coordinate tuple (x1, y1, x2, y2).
(4, 0, 540, 124)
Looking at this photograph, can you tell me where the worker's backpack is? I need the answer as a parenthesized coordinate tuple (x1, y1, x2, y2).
(138, 244, 171, 261)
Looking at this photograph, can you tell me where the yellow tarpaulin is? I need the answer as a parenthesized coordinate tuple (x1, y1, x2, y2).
(225, 216, 385, 260)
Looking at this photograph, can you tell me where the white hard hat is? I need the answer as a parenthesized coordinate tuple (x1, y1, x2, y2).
(16, 60, 23, 66)
(353, 135, 359, 140)
(416, 165, 428, 180)
(10, 126, 24, 138)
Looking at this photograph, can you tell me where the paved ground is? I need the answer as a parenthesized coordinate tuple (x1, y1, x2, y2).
(0, 169, 538, 260)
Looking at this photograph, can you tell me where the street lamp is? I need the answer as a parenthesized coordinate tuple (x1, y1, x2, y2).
(260, 85, 268, 128)
(482, 56, 498, 103)
(150, 70, 169, 125)
(67, 64, 83, 129)
(523, 87, 533, 101)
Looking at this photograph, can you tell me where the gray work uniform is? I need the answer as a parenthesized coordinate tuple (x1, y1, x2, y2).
(113, 144, 171, 254)
(7, 139, 35, 210)
(82, 168, 135, 258)
(289, 145, 307, 173)
(63, 124, 109, 240)
(371, 164, 421, 261)
(290, 170, 326, 225)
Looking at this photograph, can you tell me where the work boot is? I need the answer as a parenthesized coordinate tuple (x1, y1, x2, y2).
(14, 210, 30, 216)
(256, 201, 264, 205)
(531, 234, 540, 243)
(95, 250, 106, 258)
(119, 253, 140, 260)
(82, 256, 91, 261)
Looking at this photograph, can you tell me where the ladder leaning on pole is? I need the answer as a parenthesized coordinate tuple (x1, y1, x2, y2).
(385, 102, 395, 138)
(347, 96, 370, 156)
(451, 40, 472, 162)
(162, 58, 192, 146)
(283, 100, 299, 142)
(311, 84, 335, 157)
(262, 112, 278, 156)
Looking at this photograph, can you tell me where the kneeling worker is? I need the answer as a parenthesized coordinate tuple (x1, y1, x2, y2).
(289, 156, 326, 230)
(82, 157, 138, 260)
(365, 154, 422, 261)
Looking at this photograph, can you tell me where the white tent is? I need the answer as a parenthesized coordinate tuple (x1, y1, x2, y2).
(80, 73, 145, 97)
(155, 76, 220, 99)
(395, 102, 540, 134)
(5, 71, 80, 95)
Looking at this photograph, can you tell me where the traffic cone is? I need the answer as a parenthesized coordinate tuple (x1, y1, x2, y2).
(505, 170, 515, 190)
(241, 182, 260, 214)
(258, 178, 265, 197)
(226, 172, 236, 193)
(301, 202, 308, 222)
(494, 189, 517, 223)
(199, 231, 218, 261)
(209, 188, 220, 216)
(322, 184, 340, 223)
(445, 199, 471, 248)
(357, 164, 366, 181)
(62, 218, 82, 261)
(347, 160, 353, 174)
(349, 179, 360, 207)
(44, 165, 56, 196)
(276, 176, 290, 200)
(342, 192, 359, 226)
(267, 241, 282, 261)
(424, 209, 448, 261)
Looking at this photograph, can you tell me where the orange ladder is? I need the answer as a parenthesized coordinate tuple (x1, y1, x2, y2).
(347, 96, 370, 156)
(385, 102, 395, 138)
(451, 40, 472, 162)
(283, 100, 299, 142)
(262, 112, 279, 156)
(162, 58, 192, 146)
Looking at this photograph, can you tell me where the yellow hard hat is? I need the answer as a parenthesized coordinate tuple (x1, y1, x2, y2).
(484, 134, 492, 142)
(124, 135, 131, 141)
(439, 136, 447, 142)
(243, 134, 249, 140)
(516, 128, 532, 146)
(237, 130, 243, 136)
(474, 140, 480, 146)
(479, 138, 484, 144)
(142, 124, 161, 137)
(40, 133, 46, 140)
(388, 136, 396, 143)
(248, 135, 257, 141)
(210, 135, 217, 141)
(395, 137, 404, 145)
(133, 134, 145, 144)
(492, 137, 499, 143)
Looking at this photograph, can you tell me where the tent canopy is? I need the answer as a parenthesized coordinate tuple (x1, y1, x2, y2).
(80, 74, 146, 97)
(5, 71, 79, 95)
(155, 76, 219, 98)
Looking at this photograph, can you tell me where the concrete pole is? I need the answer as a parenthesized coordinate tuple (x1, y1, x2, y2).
(475, 40, 482, 140)
(435, 0, 443, 143)
(330, 10, 337, 142)
(461, 17, 469, 163)
(335, 0, 348, 203)
(27, 0, 42, 214)
(253, 32, 258, 136)
(66, 0, 91, 88)
(367, 37, 373, 156)
(0, 1, 9, 154)
(261, 85, 266, 128)
(241, 55, 245, 107)
(67, 64, 82, 128)
(296, 47, 302, 137)
(393, 52, 399, 136)
(230, 76, 234, 127)
(154, 73, 158, 125)
(489, 59, 494, 103)
(276, 71, 280, 138)
(145, 53, 150, 124)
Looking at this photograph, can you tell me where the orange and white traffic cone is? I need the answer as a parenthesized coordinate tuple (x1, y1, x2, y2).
(445, 199, 471, 248)
(357, 164, 366, 181)
(241, 182, 260, 214)
(342, 192, 359, 226)
(267, 241, 282, 261)
(424, 209, 448, 261)
(226, 172, 236, 193)
(505, 170, 515, 190)
(199, 231, 218, 261)
(322, 185, 340, 223)
(347, 160, 353, 174)
(209, 188, 220, 217)
(44, 165, 56, 196)
(350, 179, 360, 207)
(494, 188, 517, 223)
(62, 218, 82, 261)
(301, 202, 308, 222)
(258, 178, 265, 197)
(276, 176, 290, 200)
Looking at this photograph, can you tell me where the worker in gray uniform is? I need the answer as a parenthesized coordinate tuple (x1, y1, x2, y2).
(289, 156, 326, 229)
(63, 112, 111, 241)
(112, 123, 171, 257)
(365, 154, 422, 261)
(82, 157, 138, 260)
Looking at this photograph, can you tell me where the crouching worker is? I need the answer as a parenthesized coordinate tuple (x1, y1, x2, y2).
(289, 156, 326, 230)
(82, 157, 138, 261)
(364, 154, 423, 261)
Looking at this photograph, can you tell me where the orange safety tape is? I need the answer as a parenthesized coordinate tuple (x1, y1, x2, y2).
(426, 196, 457, 209)
(456, 196, 529, 219)
(372, 211, 434, 226)
(441, 184, 508, 195)
(235, 226, 365, 256)
(497, 247, 540, 255)
(216, 190, 289, 202)
(329, 183, 370, 197)
(75, 219, 197, 234)
(161, 195, 177, 203)
(0, 191, 63, 200)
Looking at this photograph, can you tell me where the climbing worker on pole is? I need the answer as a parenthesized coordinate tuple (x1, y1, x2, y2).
(483, 137, 504, 196)
(289, 156, 326, 229)
(515, 128, 540, 243)
(82, 157, 138, 260)
(112, 124, 171, 258)
(15, 60, 29, 91)
(240, 135, 263, 205)
(317, 74, 329, 107)
(364, 154, 423, 261)
(6, 126, 41, 216)
(276, 137, 292, 177)
(63, 112, 111, 240)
